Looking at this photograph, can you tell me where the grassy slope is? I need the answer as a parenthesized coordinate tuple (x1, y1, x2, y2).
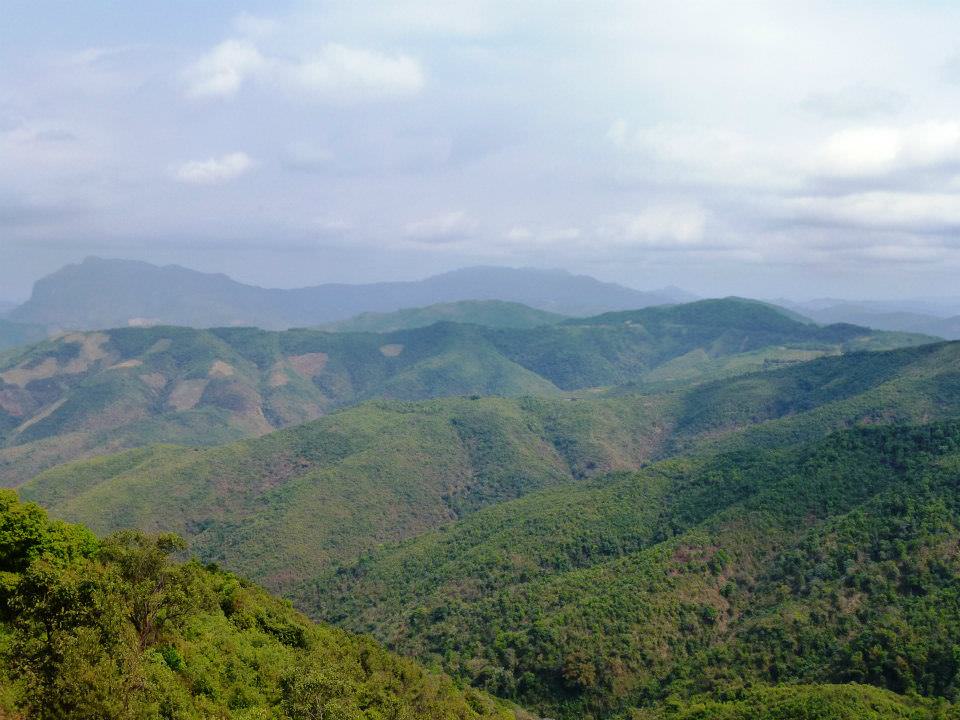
(0, 492, 525, 720)
(311, 422, 960, 719)
(320, 299, 567, 332)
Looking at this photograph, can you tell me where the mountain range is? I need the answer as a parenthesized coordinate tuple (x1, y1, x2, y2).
(781, 299, 960, 340)
(0, 298, 930, 485)
(17, 337, 960, 718)
(7, 257, 694, 331)
(5, 258, 960, 719)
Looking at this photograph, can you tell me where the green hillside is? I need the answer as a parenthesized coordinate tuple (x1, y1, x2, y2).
(310, 421, 960, 719)
(0, 298, 927, 484)
(22, 341, 960, 601)
(635, 683, 959, 719)
(19, 394, 671, 594)
(320, 300, 566, 332)
(0, 492, 525, 720)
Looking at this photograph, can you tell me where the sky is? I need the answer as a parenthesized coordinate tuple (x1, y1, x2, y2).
(4, 1, 960, 302)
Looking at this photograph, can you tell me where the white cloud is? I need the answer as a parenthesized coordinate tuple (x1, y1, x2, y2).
(504, 225, 533, 241)
(288, 45, 424, 101)
(607, 120, 801, 189)
(801, 85, 905, 119)
(184, 39, 424, 102)
(184, 40, 265, 98)
(598, 205, 708, 247)
(786, 192, 960, 231)
(173, 152, 254, 185)
(404, 211, 477, 243)
(815, 122, 960, 178)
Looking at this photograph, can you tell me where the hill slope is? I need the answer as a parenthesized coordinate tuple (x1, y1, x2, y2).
(0, 298, 924, 484)
(310, 421, 960, 719)
(22, 341, 960, 601)
(320, 300, 566, 332)
(10, 257, 689, 330)
(0, 491, 525, 720)
(1, 491, 945, 720)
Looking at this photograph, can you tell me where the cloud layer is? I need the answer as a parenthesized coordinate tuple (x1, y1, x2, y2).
(173, 152, 254, 184)
(184, 39, 424, 102)
(5, 1, 960, 299)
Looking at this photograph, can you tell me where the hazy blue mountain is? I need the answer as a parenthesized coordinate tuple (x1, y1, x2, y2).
(0, 318, 48, 352)
(10, 257, 694, 331)
(798, 303, 960, 340)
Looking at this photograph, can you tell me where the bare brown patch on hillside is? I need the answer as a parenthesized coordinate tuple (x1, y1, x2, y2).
(147, 338, 172, 354)
(109, 359, 143, 369)
(61, 332, 111, 373)
(139, 372, 167, 390)
(379, 343, 404, 357)
(236, 405, 274, 436)
(0, 389, 29, 417)
(15, 398, 67, 434)
(267, 365, 290, 387)
(1, 357, 60, 387)
(209, 360, 235, 378)
(0, 333, 113, 387)
(288, 352, 328, 377)
(167, 379, 208, 411)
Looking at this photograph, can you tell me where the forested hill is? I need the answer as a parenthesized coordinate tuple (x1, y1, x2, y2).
(0, 492, 526, 720)
(21, 340, 960, 601)
(0, 297, 928, 484)
(312, 421, 960, 719)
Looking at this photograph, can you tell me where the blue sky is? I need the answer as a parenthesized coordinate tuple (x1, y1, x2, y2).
(4, 1, 960, 300)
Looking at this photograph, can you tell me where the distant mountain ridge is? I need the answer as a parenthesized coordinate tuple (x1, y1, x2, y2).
(778, 298, 960, 340)
(10, 257, 694, 331)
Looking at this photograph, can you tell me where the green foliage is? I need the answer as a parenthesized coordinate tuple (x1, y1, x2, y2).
(633, 683, 958, 719)
(0, 493, 524, 719)
(312, 422, 960, 719)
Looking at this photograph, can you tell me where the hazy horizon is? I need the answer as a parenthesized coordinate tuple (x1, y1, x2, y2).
(6, 257, 960, 312)
(5, 1, 960, 302)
